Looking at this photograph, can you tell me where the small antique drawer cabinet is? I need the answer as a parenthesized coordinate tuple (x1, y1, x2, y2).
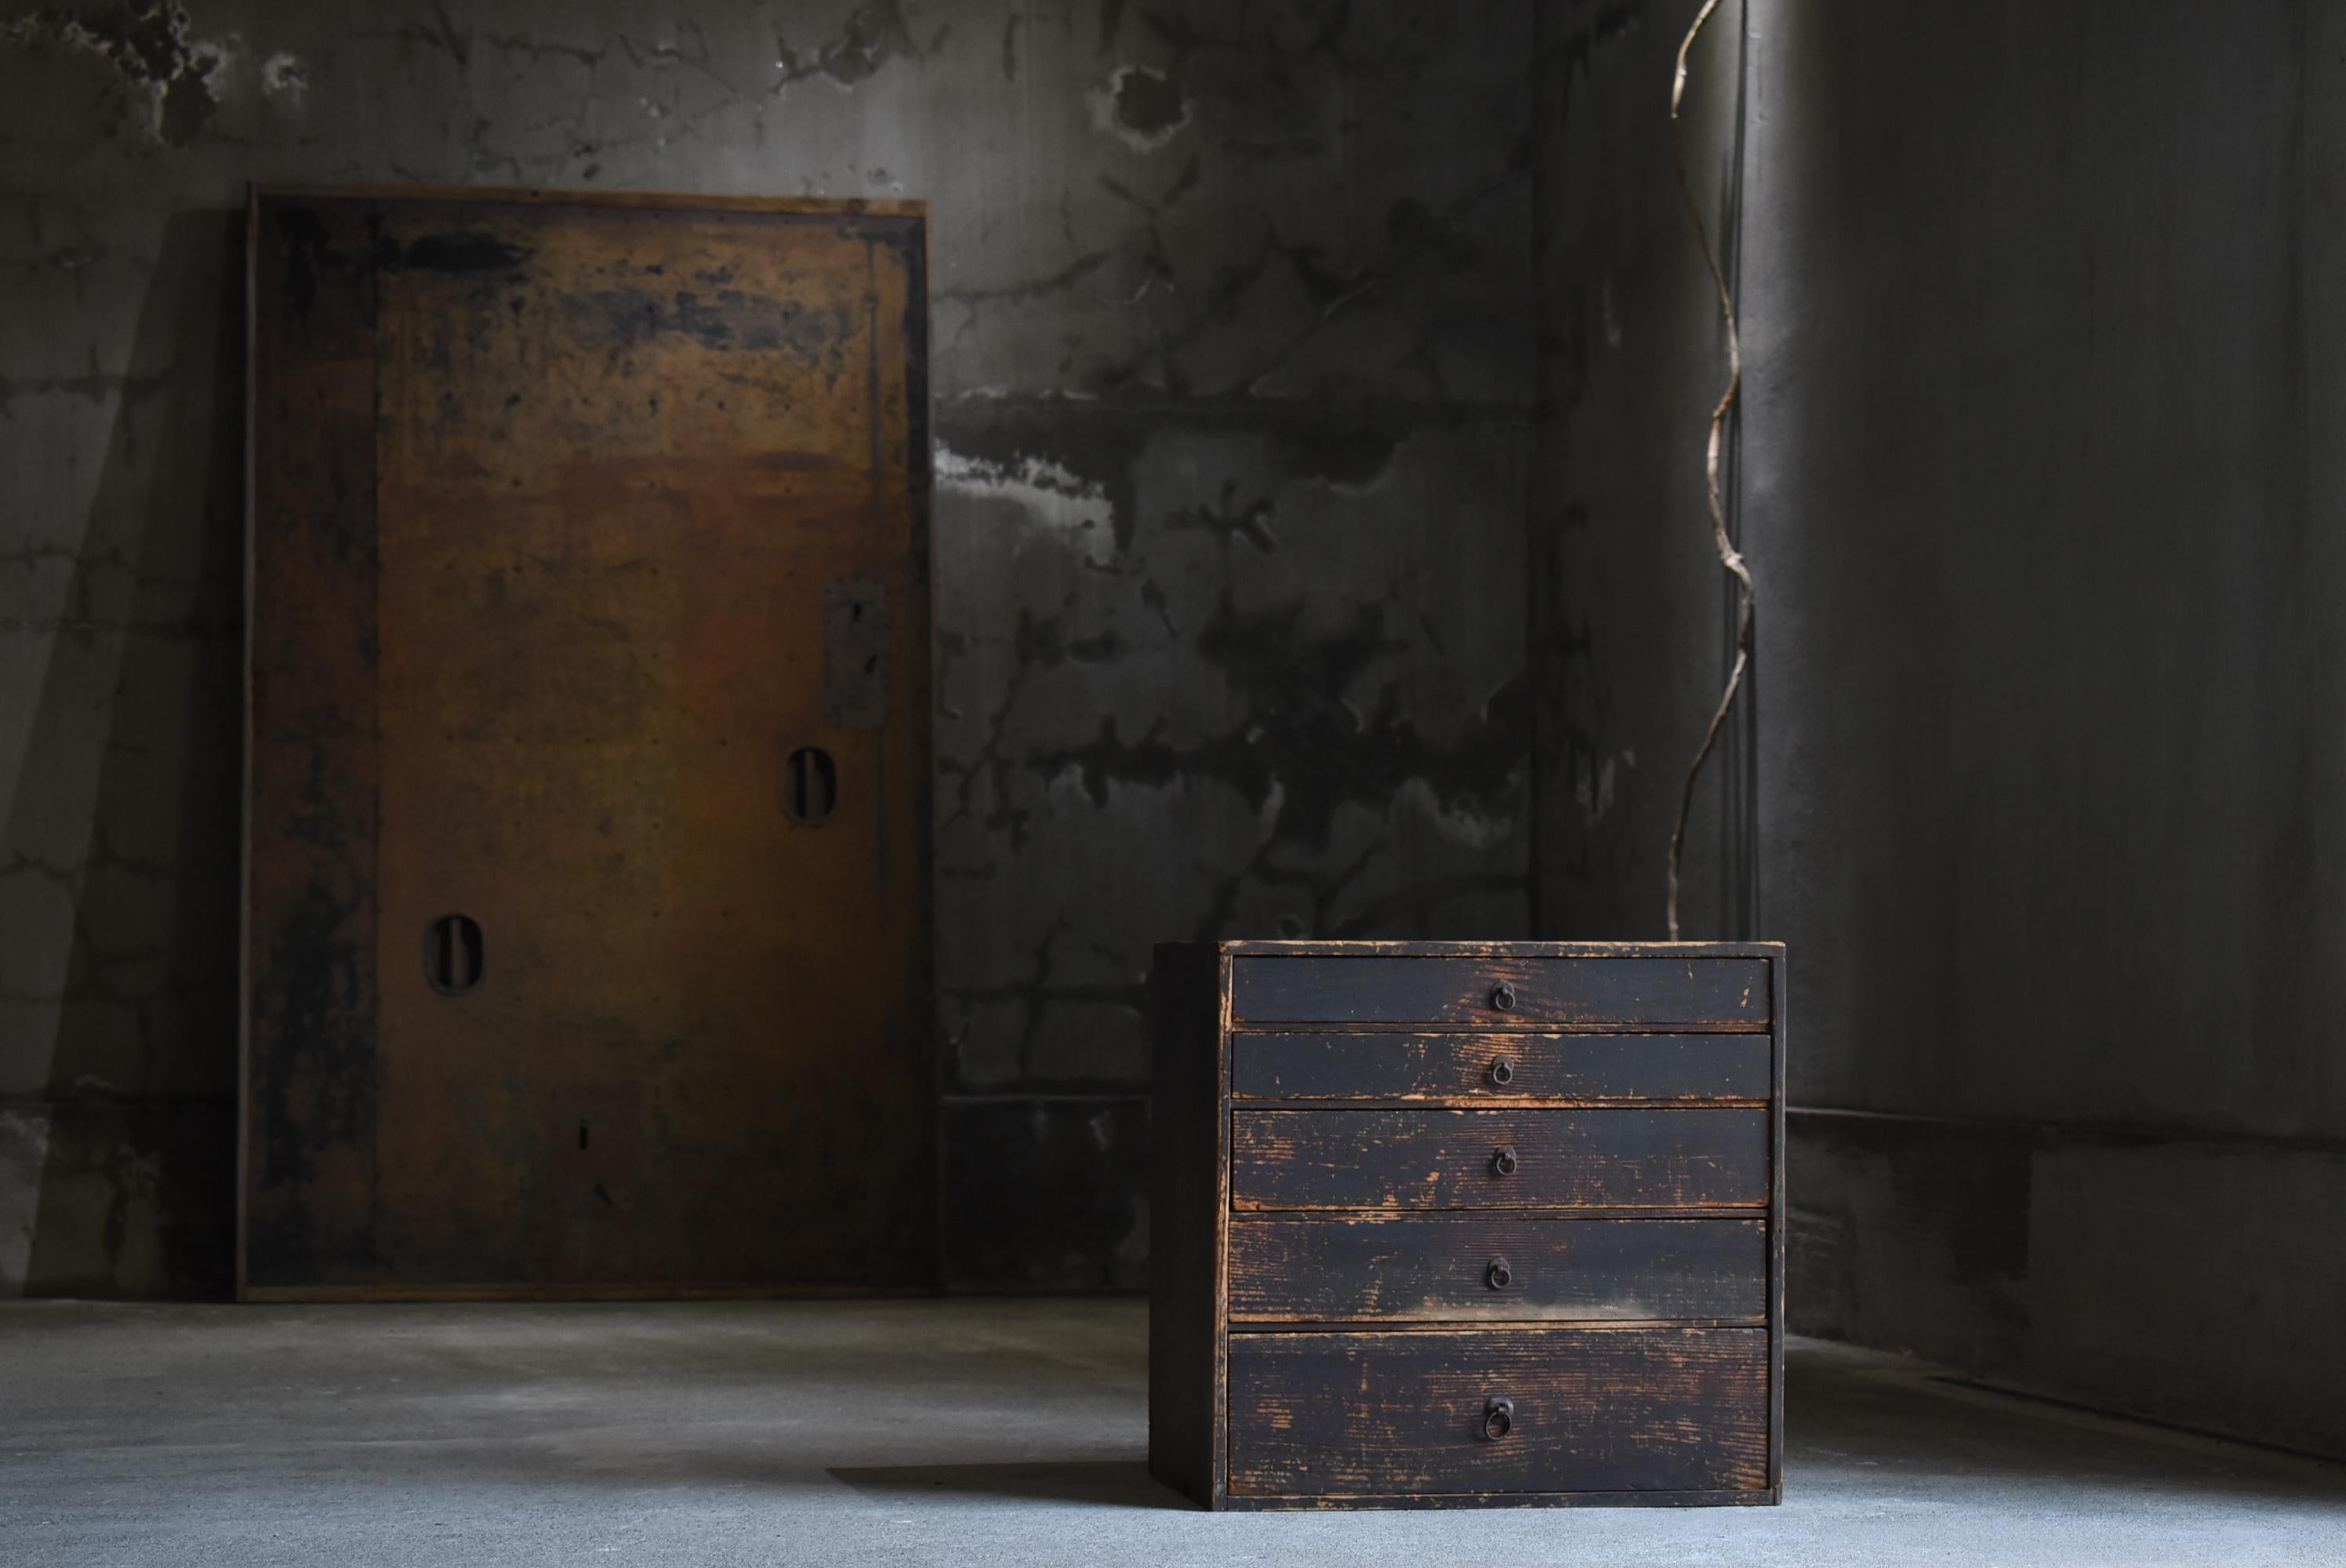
(1149, 941, 1785, 1510)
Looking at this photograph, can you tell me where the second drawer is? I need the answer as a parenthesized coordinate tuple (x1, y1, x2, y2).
(1231, 1032, 1773, 1102)
(1229, 1108, 1769, 1210)
(1229, 1215, 1766, 1322)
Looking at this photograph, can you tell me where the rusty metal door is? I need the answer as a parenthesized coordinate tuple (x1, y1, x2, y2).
(243, 188, 935, 1298)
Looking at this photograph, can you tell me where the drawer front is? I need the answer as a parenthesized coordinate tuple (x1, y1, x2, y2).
(1231, 1032, 1772, 1102)
(1230, 956, 1770, 1030)
(1229, 1108, 1768, 1210)
(1227, 1216, 1766, 1323)
(1226, 1327, 1769, 1497)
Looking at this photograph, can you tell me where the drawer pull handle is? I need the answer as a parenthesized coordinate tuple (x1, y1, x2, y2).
(1488, 1055, 1516, 1087)
(1491, 1144, 1519, 1177)
(1486, 1257, 1513, 1290)
(1489, 981, 1516, 1011)
(1482, 1396, 1515, 1441)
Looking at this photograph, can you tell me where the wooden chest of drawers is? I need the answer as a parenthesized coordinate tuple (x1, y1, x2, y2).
(1149, 941, 1785, 1510)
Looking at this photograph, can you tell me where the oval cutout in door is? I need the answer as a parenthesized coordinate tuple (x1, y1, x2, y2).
(784, 746, 837, 825)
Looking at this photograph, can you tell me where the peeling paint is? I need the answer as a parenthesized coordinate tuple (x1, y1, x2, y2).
(6, 2, 236, 145)
(1089, 64, 1191, 152)
(935, 444, 1118, 565)
(1399, 775, 1520, 850)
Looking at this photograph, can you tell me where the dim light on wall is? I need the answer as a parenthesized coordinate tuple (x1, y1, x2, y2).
(1666, 0, 1755, 942)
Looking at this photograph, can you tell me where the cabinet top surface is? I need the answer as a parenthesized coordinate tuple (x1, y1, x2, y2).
(1169, 941, 1785, 959)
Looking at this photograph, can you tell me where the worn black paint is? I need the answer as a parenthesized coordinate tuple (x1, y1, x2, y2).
(1231, 1031, 1773, 1102)
(568, 288, 852, 366)
(941, 1097, 1148, 1290)
(1226, 1327, 1770, 1496)
(1033, 598, 1529, 867)
(394, 232, 534, 275)
(1153, 942, 1786, 1507)
(1230, 1106, 1770, 1210)
(1231, 955, 1770, 1029)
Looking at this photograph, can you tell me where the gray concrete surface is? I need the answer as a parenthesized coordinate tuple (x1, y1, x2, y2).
(2, 1298, 2340, 1566)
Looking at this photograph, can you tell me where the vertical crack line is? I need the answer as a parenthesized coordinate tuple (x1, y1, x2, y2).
(1665, 0, 1756, 942)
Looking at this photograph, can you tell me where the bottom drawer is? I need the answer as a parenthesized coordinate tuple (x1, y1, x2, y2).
(1226, 1326, 1769, 1499)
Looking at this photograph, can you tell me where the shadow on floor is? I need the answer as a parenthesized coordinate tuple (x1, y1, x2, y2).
(828, 1458, 1188, 1509)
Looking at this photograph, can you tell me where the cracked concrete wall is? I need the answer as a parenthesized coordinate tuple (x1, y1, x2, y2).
(1535, 0, 2346, 1454)
(0, 0, 1536, 1294)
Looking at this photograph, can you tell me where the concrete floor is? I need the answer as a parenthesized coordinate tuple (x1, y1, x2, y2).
(1, 1299, 2339, 1566)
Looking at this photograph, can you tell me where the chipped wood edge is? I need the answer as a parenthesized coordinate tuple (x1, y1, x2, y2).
(1214, 940, 1785, 957)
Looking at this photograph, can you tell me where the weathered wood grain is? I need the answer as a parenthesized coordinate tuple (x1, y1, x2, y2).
(1226, 1327, 1770, 1497)
(1227, 1216, 1765, 1322)
(1231, 1032, 1771, 1102)
(1767, 948, 1788, 1494)
(1229, 1108, 1769, 1210)
(1229, 956, 1770, 1029)
(1149, 942, 1224, 1507)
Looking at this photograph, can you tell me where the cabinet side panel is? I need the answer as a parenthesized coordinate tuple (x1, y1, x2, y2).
(1149, 942, 1222, 1505)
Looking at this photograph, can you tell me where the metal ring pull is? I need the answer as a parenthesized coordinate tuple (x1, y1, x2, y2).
(1482, 1396, 1515, 1441)
(1491, 1144, 1519, 1177)
(1490, 981, 1516, 1012)
(1489, 1055, 1516, 1087)
(1486, 1256, 1513, 1290)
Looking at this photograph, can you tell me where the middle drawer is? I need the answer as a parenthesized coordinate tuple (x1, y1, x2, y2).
(1229, 1108, 1769, 1210)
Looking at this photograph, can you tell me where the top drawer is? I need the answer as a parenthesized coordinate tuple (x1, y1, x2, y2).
(1230, 956, 1770, 1031)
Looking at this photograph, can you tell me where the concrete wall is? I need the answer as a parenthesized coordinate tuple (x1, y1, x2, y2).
(1535, 0, 2346, 1454)
(1747, 0, 2346, 1456)
(20, 0, 2335, 1459)
(0, 0, 1538, 1294)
